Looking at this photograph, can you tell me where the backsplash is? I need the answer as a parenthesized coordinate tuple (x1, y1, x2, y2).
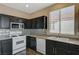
(0, 29, 23, 36)
(30, 29, 47, 35)
(0, 29, 47, 36)
(10, 29, 47, 36)
(0, 29, 10, 36)
(9, 29, 22, 36)
(22, 29, 31, 35)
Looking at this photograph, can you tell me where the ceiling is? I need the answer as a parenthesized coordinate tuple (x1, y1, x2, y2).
(2, 3, 54, 14)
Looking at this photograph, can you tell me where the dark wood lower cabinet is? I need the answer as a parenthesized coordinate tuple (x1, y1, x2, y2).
(54, 47, 67, 55)
(66, 43, 79, 55)
(27, 36, 79, 55)
(46, 40, 55, 55)
(26, 36, 31, 48)
(0, 39, 12, 55)
(46, 39, 79, 55)
(2, 39, 12, 55)
(26, 36, 36, 51)
(0, 41, 2, 55)
(30, 37, 36, 51)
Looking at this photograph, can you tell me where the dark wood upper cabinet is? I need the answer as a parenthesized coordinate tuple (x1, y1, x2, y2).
(9, 16, 24, 23)
(23, 19, 32, 29)
(36, 16, 47, 29)
(0, 14, 10, 29)
(23, 16, 47, 29)
(0, 14, 25, 29)
(26, 20, 32, 29)
(31, 16, 47, 29)
(36, 17, 44, 29)
(32, 19, 37, 29)
(0, 14, 47, 29)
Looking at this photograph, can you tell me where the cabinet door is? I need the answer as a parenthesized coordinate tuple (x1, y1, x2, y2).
(26, 36, 31, 48)
(24, 20, 32, 29)
(36, 17, 43, 29)
(26, 20, 32, 29)
(55, 47, 67, 55)
(0, 41, 2, 55)
(32, 16, 47, 29)
(61, 5, 75, 19)
(36, 16, 46, 29)
(61, 18, 74, 35)
(32, 19, 37, 29)
(66, 50, 79, 55)
(66, 43, 79, 55)
(2, 39, 12, 55)
(0, 15, 10, 29)
(36, 38, 46, 54)
(17, 18, 24, 23)
(23, 19, 28, 29)
(23, 20, 26, 29)
(27, 36, 36, 51)
(9, 16, 17, 22)
(46, 40, 55, 55)
(30, 37, 36, 51)
(9, 16, 24, 23)
(54, 41, 67, 55)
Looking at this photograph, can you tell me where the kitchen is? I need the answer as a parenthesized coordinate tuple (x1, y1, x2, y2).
(0, 3, 79, 55)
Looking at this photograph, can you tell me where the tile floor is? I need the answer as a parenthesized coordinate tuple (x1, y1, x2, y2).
(15, 48, 41, 55)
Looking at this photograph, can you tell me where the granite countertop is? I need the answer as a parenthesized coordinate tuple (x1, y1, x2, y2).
(0, 35, 12, 40)
(47, 37, 79, 45)
(0, 35, 26, 41)
(30, 35, 79, 45)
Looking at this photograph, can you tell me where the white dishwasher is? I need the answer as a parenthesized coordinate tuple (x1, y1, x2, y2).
(36, 38, 46, 54)
(12, 35, 26, 54)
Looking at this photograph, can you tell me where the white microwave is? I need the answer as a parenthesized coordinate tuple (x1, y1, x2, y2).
(10, 22, 24, 29)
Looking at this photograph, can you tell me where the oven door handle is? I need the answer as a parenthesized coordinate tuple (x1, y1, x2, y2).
(16, 40, 24, 45)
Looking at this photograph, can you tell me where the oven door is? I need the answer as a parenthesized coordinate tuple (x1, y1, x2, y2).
(12, 36, 26, 50)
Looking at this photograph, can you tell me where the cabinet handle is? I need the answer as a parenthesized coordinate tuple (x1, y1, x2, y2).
(53, 48, 55, 54)
(54, 48, 56, 55)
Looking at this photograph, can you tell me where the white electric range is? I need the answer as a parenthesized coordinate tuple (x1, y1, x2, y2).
(10, 31, 26, 54)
